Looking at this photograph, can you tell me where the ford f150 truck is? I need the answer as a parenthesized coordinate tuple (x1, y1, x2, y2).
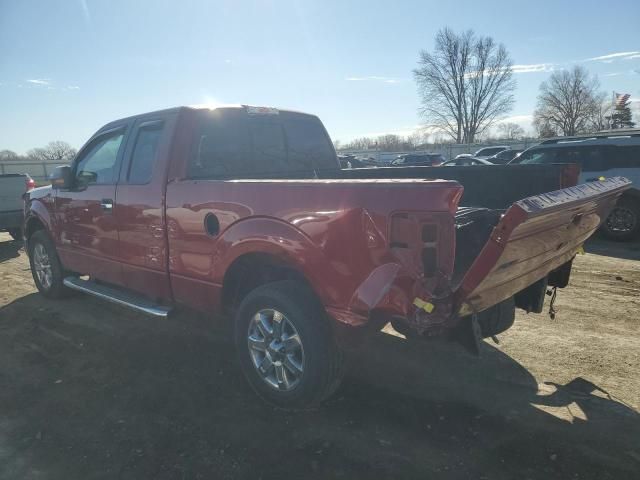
(24, 105, 630, 408)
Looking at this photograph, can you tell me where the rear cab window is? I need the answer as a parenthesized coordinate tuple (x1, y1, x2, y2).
(127, 121, 165, 184)
(188, 108, 338, 179)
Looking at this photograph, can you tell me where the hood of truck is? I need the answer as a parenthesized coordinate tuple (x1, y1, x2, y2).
(453, 177, 631, 316)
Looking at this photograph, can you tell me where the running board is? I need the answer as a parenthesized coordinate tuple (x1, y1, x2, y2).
(63, 277, 172, 318)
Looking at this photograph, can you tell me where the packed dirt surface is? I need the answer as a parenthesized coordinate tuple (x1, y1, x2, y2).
(1, 232, 639, 479)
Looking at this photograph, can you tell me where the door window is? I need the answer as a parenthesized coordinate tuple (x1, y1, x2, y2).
(75, 132, 124, 186)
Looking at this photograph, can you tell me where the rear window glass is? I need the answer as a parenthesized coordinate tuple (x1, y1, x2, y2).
(189, 109, 337, 179)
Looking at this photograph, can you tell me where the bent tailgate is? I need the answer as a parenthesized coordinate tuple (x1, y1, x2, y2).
(455, 177, 631, 316)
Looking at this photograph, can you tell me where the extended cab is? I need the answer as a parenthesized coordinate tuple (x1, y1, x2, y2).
(24, 105, 630, 408)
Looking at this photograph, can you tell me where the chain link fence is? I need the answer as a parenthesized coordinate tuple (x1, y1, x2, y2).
(0, 161, 68, 185)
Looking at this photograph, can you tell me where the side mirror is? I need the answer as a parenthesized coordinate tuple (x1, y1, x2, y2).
(50, 165, 73, 189)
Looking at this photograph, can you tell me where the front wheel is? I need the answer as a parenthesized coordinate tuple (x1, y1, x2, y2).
(601, 199, 640, 241)
(28, 230, 69, 299)
(234, 280, 345, 409)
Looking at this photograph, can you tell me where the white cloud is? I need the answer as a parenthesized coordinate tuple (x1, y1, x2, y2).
(345, 76, 401, 84)
(26, 78, 51, 86)
(498, 114, 533, 124)
(66, 85, 80, 90)
(511, 63, 555, 74)
(625, 54, 640, 60)
(585, 51, 640, 62)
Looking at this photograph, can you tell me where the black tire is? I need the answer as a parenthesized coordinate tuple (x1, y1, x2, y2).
(234, 280, 345, 409)
(27, 230, 69, 299)
(476, 296, 516, 338)
(8, 228, 22, 241)
(601, 198, 640, 242)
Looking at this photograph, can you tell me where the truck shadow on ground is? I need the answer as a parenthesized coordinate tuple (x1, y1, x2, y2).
(0, 293, 638, 480)
(0, 238, 22, 263)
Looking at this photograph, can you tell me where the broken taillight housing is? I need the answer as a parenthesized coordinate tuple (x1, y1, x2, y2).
(25, 175, 36, 191)
(390, 213, 439, 278)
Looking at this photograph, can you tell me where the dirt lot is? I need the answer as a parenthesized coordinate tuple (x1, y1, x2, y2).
(0, 232, 639, 480)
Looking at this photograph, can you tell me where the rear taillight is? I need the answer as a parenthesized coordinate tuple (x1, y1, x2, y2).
(560, 164, 580, 189)
(26, 177, 36, 191)
(390, 213, 439, 278)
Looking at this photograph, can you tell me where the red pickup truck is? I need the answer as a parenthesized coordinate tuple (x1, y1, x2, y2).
(24, 105, 629, 408)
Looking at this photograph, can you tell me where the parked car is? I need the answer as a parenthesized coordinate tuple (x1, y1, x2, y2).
(338, 154, 367, 169)
(391, 153, 445, 166)
(488, 148, 522, 164)
(0, 173, 35, 240)
(473, 146, 509, 159)
(509, 130, 640, 240)
(442, 158, 494, 166)
(24, 105, 630, 408)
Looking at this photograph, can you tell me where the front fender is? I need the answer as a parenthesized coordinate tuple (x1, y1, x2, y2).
(25, 196, 54, 241)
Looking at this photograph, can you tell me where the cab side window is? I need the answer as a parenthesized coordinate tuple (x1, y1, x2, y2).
(127, 122, 164, 184)
(75, 132, 124, 186)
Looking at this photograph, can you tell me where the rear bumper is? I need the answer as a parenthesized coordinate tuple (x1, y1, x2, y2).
(326, 177, 632, 337)
(0, 210, 23, 230)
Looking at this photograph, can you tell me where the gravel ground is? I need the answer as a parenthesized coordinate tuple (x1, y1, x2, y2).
(0, 232, 639, 479)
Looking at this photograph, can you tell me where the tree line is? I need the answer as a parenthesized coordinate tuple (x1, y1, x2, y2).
(341, 27, 635, 151)
(0, 141, 77, 163)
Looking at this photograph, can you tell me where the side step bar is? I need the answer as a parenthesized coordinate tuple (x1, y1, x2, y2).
(63, 277, 172, 318)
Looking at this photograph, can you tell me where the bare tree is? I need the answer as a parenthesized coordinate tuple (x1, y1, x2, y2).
(589, 96, 612, 132)
(533, 116, 558, 138)
(27, 141, 77, 162)
(497, 122, 524, 140)
(0, 150, 20, 161)
(533, 66, 603, 136)
(413, 28, 516, 144)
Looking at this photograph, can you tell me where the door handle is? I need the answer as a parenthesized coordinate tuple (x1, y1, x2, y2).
(101, 199, 113, 212)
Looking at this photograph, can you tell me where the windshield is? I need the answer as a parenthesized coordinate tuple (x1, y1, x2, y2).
(511, 148, 557, 164)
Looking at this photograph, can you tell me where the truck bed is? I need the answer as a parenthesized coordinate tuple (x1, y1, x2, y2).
(328, 164, 577, 210)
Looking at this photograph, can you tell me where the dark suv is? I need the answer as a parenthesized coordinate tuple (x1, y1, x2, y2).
(510, 131, 640, 240)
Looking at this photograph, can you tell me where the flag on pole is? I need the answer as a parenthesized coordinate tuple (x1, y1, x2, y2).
(615, 93, 630, 108)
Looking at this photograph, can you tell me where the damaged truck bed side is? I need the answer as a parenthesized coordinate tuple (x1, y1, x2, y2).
(24, 105, 631, 408)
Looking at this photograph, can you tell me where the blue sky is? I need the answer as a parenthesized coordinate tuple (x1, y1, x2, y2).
(1, 0, 639, 153)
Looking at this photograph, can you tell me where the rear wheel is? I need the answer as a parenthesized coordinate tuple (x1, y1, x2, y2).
(234, 280, 345, 409)
(27, 230, 69, 299)
(601, 199, 640, 241)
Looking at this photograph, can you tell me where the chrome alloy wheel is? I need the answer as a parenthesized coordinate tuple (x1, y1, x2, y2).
(247, 309, 305, 391)
(33, 243, 53, 290)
